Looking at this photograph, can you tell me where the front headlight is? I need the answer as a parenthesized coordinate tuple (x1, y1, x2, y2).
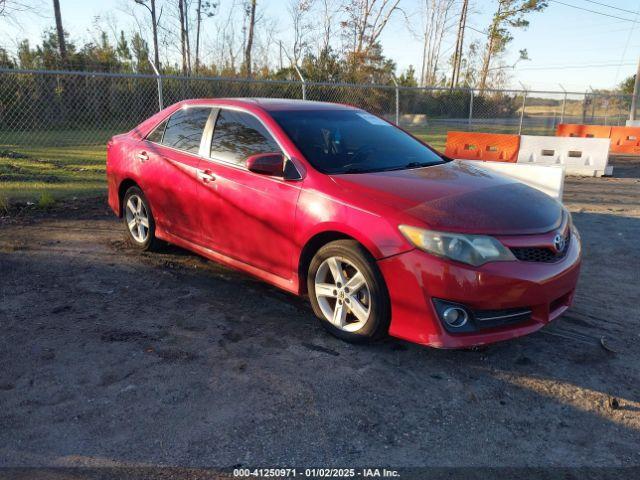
(566, 209, 581, 241)
(398, 225, 516, 267)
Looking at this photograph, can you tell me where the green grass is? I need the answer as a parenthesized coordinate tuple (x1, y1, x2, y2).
(0, 128, 123, 148)
(37, 191, 56, 209)
(0, 192, 8, 213)
(0, 130, 108, 203)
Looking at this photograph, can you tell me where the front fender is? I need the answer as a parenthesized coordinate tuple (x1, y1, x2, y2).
(294, 189, 412, 260)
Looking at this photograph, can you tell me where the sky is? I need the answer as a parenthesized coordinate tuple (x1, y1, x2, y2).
(1, 0, 639, 93)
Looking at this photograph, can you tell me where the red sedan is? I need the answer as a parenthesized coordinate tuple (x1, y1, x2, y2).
(106, 98, 581, 348)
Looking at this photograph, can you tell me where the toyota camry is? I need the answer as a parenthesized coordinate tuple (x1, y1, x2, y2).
(106, 98, 581, 348)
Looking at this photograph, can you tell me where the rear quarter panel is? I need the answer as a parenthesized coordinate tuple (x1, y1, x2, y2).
(106, 134, 135, 216)
(107, 103, 184, 216)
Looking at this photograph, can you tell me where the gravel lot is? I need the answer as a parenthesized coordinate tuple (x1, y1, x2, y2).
(1, 158, 639, 471)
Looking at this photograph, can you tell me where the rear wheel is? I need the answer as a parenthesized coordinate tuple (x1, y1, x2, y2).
(123, 186, 162, 251)
(307, 240, 390, 342)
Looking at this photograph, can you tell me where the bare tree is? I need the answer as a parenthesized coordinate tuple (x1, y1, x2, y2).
(416, 0, 455, 86)
(243, 0, 256, 77)
(450, 0, 468, 88)
(288, 0, 314, 65)
(478, 0, 547, 92)
(216, 0, 243, 72)
(195, 0, 202, 74)
(319, 0, 337, 54)
(52, 0, 66, 62)
(184, 0, 192, 73)
(134, 0, 161, 70)
(195, 0, 202, 71)
(342, 0, 401, 56)
(178, 0, 188, 74)
(195, 1, 218, 72)
(458, 38, 480, 86)
(254, 15, 279, 72)
(1, 0, 39, 20)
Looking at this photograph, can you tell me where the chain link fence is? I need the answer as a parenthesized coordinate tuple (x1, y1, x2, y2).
(0, 68, 634, 152)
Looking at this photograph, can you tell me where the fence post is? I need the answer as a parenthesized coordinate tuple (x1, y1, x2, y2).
(148, 57, 163, 111)
(468, 88, 474, 130)
(518, 83, 527, 135)
(392, 76, 399, 125)
(629, 56, 640, 122)
(620, 94, 628, 125)
(558, 83, 567, 124)
(293, 64, 306, 100)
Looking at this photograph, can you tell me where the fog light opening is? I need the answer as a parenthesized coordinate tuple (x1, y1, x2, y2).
(442, 307, 469, 328)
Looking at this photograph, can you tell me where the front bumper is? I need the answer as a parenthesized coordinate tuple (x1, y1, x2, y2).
(377, 233, 581, 348)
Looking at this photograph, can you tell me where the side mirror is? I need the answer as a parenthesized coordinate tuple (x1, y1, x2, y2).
(246, 153, 284, 176)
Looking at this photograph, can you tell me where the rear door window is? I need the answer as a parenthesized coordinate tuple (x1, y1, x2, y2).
(161, 107, 212, 154)
(146, 119, 167, 143)
(209, 109, 280, 166)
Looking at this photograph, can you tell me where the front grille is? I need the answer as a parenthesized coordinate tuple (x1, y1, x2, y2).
(511, 232, 571, 263)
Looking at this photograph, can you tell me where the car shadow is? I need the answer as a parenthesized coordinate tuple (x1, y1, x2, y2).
(0, 207, 639, 467)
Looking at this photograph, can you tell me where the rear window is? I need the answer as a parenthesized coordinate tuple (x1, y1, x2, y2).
(146, 119, 167, 143)
(161, 107, 212, 154)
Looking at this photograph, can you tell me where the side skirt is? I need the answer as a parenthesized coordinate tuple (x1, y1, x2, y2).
(155, 228, 300, 295)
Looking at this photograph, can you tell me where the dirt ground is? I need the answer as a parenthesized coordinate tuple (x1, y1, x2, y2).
(1, 158, 639, 471)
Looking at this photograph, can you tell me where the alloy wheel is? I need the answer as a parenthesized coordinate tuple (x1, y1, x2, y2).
(125, 194, 150, 243)
(314, 256, 371, 332)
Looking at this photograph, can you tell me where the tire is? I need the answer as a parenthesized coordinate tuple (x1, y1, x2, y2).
(122, 186, 162, 251)
(307, 239, 390, 343)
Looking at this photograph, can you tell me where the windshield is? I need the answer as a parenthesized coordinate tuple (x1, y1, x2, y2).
(270, 109, 445, 174)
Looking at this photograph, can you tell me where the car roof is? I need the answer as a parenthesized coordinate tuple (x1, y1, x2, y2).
(178, 97, 358, 112)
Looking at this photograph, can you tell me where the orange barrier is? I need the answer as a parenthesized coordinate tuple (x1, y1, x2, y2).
(556, 123, 640, 155)
(444, 131, 520, 162)
(556, 124, 611, 139)
(609, 126, 640, 154)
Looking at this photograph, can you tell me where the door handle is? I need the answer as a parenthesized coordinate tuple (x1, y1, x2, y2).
(136, 151, 148, 162)
(199, 169, 216, 183)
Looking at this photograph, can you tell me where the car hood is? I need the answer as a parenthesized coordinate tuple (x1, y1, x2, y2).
(329, 160, 563, 235)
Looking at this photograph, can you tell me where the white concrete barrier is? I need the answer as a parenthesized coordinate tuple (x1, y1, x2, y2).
(517, 135, 612, 177)
(465, 160, 565, 201)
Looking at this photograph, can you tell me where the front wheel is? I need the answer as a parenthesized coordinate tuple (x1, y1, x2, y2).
(122, 186, 162, 251)
(307, 240, 390, 343)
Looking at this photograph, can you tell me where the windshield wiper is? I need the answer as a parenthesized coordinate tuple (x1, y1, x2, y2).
(371, 162, 432, 172)
(340, 166, 377, 174)
(403, 161, 432, 169)
(336, 162, 432, 174)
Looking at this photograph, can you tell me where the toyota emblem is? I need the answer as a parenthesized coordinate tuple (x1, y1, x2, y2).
(553, 233, 566, 253)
